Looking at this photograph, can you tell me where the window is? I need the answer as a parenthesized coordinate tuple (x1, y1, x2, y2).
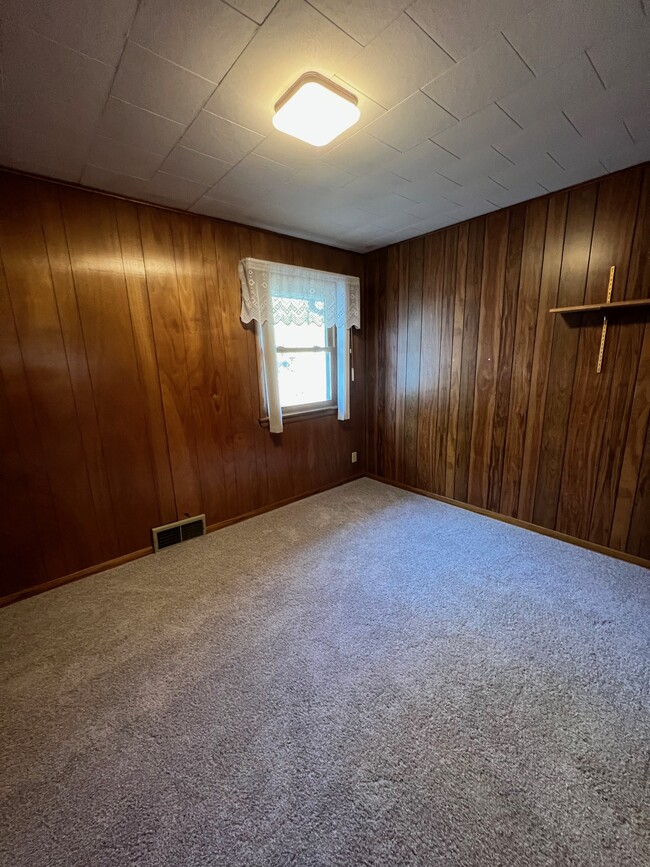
(273, 297, 336, 412)
(239, 258, 361, 434)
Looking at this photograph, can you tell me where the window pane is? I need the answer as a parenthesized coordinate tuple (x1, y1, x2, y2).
(277, 350, 332, 407)
(273, 297, 327, 348)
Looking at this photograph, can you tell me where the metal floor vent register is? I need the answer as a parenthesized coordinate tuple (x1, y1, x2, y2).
(152, 515, 206, 552)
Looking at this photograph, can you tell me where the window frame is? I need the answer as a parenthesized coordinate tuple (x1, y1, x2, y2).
(257, 322, 338, 425)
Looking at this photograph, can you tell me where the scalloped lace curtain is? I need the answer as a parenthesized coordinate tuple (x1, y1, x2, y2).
(238, 257, 361, 433)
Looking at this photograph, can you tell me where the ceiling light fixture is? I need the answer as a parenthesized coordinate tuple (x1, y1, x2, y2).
(272, 72, 360, 147)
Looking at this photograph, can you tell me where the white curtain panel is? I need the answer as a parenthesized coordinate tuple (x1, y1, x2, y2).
(238, 258, 361, 433)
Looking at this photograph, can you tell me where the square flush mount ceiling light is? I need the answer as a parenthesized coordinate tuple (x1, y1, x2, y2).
(272, 72, 360, 147)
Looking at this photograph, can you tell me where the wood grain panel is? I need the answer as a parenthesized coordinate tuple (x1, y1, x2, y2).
(365, 163, 649, 563)
(0, 171, 364, 602)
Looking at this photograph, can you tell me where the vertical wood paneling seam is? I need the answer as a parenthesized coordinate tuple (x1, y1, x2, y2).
(52, 192, 120, 547)
(135, 207, 181, 519)
(0, 254, 73, 574)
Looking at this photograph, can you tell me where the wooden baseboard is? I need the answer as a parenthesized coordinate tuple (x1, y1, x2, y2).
(0, 547, 154, 608)
(365, 474, 650, 569)
(0, 474, 365, 608)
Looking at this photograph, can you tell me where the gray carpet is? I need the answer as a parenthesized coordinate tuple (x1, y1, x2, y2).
(1, 478, 648, 867)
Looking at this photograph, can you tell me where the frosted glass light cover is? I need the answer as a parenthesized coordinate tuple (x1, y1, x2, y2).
(272, 74, 360, 147)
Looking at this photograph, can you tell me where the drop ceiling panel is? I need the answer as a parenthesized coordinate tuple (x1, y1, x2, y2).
(111, 42, 217, 125)
(338, 14, 454, 109)
(129, 0, 257, 83)
(1, 0, 647, 252)
(97, 99, 185, 153)
(503, 0, 646, 75)
(365, 92, 456, 153)
(408, 0, 538, 61)
(307, 0, 411, 46)
(160, 146, 233, 186)
(422, 34, 534, 120)
(179, 111, 263, 165)
(2, 0, 138, 65)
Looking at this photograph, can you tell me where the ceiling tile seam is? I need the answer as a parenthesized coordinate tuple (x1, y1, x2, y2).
(583, 49, 608, 91)
(418, 89, 459, 122)
(488, 176, 509, 191)
(495, 102, 524, 130)
(125, 40, 234, 86)
(402, 9, 457, 64)
(622, 120, 636, 145)
(4, 20, 118, 70)
(93, 135, 169, 160)
(547, 151, 566, 171)
(108, 15, 265, 211)
(186, 152, 299, 213)
(491, 145, 515, 166)
(428, 140, 462, 161)
(85, 160, 157, 184)
(199, 108, 266, 137)
(561, 110, 584, 138)
(333, 74, 389, 111)
(302, 0, 365, 47)
(500, 30, 537, 78)
(220, 0, 279, 26)
(434, 171, 462, 188)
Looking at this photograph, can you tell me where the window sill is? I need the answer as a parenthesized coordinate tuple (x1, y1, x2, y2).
(259, 406, 338, 428)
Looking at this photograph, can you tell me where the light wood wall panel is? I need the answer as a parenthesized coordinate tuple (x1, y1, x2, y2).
(0, 172, 365, 601)
(366, 163, 650, 561)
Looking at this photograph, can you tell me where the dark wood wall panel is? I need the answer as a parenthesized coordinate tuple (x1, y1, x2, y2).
(0, 172, 365, 601)
(366, 163, 650, 561)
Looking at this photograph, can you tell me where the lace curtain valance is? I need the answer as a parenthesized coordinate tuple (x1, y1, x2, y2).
(238, 258, 361, 331)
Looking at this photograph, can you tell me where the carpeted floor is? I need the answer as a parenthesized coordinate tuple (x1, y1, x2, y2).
(1, 478, 648, 866)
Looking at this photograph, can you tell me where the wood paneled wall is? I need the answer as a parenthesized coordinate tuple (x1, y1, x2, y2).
(365, 163, 650, 561)
(0, 172, 365, 602)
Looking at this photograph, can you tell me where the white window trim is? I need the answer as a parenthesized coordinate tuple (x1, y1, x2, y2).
(239, 258, 361, 434)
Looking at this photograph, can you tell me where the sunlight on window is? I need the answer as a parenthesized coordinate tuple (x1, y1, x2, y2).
(272, 295, 334, 409)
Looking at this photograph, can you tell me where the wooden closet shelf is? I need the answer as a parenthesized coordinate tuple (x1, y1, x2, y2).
(549, 298, 650, 314)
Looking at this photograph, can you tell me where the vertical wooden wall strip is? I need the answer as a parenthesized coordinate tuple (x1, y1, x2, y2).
(403, 238, 424, 487)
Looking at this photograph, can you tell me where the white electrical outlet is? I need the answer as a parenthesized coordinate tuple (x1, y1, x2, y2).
(351, 451, 358, 463)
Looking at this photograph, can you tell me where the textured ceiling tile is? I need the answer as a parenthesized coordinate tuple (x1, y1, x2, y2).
(180, 111, 263, 163)
(205, 0, 361, 134)
(441, 147, 515, 186)
(365, 91, 456, 152)
(87, 136, 166, 180)
(308, 0, 410, 46)
(504, 0, 645, 75)
(252, 132, 322, 170)
(587, 22, 650, 90)
(2, 121, 91, 178)
(600, 142, 650, 173)
(160, 145, 233, 186)
(423, 34, 534, 120)
(81, 164, 151, 199)
(432, 104, 521, 159)
(408, 0, 537, 61)
(189, 197, 250, 222)
(2, 0, 138, 66)
(222, 153, 297, 188)
(111, 42, 216, 125)
(98, 98, 185, 152)
(337, 13, 454, 109)
(146, 171, 209, 207)
(369, 210, 425, 232)
(497, 111, 587, 164)
(291, 163, 357, 190)
(498, 52, 605, 128)
(323, 132, 400, 175)
(2, 24, 114, 121)
(490, 153, 569, 191)
(447, 176, 506, 207)
(129, 0, 257, 82)
(384, 139, 460, 183)
(484, 178, 547, 208)
(203, 174, 260, 205)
